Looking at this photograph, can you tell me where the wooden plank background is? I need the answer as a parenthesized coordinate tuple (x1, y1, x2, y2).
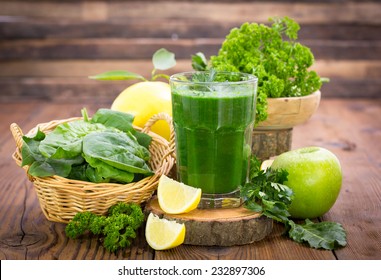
(0, 0, 380, 103)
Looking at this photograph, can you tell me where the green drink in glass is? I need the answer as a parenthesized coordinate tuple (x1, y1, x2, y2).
(170, 71, 257, 208)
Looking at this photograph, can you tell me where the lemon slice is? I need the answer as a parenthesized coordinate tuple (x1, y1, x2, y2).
(145, 213, 185, 250)
(157, 175, 202, 214)
(260, 159, 274, 171)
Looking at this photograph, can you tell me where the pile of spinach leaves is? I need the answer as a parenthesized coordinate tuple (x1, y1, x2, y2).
(21, 108, 153, 184)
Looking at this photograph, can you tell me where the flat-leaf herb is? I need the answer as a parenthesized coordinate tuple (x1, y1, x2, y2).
(288, 219, 347, 250)
(241, 156, 347, 250)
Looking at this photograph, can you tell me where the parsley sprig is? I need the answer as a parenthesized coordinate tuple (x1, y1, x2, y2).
(240, 156, 347, 250)
(65, 202, 144, 253)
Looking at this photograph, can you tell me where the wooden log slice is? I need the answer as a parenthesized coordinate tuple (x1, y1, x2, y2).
(145, 198, 273, 246)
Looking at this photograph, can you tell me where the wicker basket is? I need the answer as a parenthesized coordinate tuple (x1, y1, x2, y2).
(10, 112, 175, 223)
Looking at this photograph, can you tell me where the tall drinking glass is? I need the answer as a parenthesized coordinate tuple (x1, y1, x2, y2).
(170, 71, 258, 208)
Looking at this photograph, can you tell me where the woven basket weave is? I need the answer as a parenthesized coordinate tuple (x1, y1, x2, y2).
(10, 112, 175, 223)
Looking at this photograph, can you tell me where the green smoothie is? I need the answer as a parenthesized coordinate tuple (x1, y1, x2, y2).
(171, 72, 256, 195)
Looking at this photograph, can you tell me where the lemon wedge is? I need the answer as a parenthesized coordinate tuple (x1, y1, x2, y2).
(145, 213, 185, 250)
(157, 175, 202, 214)
(260, 159, 274, 171)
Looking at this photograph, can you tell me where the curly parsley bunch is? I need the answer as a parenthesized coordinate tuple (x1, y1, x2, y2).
(193, 17, 326, 125)
(65, 202, 144, 253)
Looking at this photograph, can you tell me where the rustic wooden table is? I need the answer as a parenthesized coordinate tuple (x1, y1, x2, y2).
(0, 98, 380, 260)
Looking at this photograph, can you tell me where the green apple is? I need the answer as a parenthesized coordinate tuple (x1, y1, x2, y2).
(271, 146, 342, 219)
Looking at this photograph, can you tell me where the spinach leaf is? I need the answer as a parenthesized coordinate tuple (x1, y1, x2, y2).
(21, 128, 46, 166)
(83, 157, 135, 183)
(67, 164, 89, 182)
(91, 108, 152, 149)
(21, 108, 153, 184)
(39, 120, 107, 159)
(82, 131, 152, 175)
(91, 109, 134, 133)
(21, 129, 84, 177)
(28, 156, 84, 178)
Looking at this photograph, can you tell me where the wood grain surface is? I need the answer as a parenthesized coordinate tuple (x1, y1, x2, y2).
(146, 198, 273, 246)
(1, 98, 380, 260)
(1, 0, 380, 101)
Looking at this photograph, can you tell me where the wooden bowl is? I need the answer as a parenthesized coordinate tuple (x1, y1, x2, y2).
(256, 90, 321, 130)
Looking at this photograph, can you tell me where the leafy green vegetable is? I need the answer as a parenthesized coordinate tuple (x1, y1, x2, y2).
(288, 219, 347, 250)
(21, 108, 153, 183)
(90, 108, 151, 149)
(39, 120, 107, 159)
(192, 16, 327, 125)
(240, 158, 292, 224)
(241, 156, 347, 250)
(191, 52, 208, 71)
(21, 128, 84, 177)
(88, 70, 146, 81)
(91, 108, 135, 132)
(89, 48, 176, 82)
(191, 68, 217, 83)
(65, 202, 144, 253)
(82, 157, 135, 183)
(152, 48, 176, 71)
(82, 131, 152, 181)
(67, 164, 90, 182)
(21, 128, 46, 166)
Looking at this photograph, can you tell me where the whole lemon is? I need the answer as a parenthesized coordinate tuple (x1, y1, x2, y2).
(111, 81, 172, 140)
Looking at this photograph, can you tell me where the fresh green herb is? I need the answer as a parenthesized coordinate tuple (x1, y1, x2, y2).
(191, 53, 208, 72)
(21, 128, 84, 178)
(191, 52, 208, 71)
(191, 68, 217, 83)
(189, 68, 251, 88)
(89, 48, 176, 82)
(240, 156, 347, 250)
(65, 202, 144, 253)
(151, 48, 176, 80)
(287, 219, 347, 250)
(192, 16, 328, 125)
(21, 108, 153, 183)
(240, 157, 293, 224)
